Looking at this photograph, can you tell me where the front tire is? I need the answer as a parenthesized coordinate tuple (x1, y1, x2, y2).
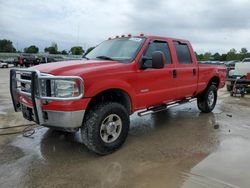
(197, 85, 217, 113)
(81, 102, 130, 155)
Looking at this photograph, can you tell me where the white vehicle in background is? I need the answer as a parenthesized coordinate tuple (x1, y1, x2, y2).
(0, 60, 9, 68)
(233, 58, 250, 76)
(227, 58, 250, 92)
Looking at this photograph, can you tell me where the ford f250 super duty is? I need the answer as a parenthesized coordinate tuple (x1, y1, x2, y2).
(10, 35, 226, 155)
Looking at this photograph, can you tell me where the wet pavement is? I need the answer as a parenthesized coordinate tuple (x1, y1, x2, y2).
(0, 68, 250, 188)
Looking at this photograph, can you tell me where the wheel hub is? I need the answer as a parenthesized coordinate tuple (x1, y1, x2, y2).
(100, 114, 122, 143)
(208, 91, 214, 107)
(106, 122, 116, 135)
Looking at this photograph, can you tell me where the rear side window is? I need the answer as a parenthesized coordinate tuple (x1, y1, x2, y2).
(144, 41, 172, 64)
(174, 41, 192, 64)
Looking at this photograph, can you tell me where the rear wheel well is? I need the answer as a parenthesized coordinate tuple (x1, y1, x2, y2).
(86, 89, 132, 115)
(207, 76, 220, 89)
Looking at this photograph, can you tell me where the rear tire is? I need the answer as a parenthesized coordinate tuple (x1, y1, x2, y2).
(197, 85, 217, 113)
(81, 102, 130, 155)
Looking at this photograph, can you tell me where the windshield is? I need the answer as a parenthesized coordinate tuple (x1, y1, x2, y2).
(85, 37, 145, 63)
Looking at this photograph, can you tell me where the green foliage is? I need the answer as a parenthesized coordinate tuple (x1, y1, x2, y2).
(24, 45, 39, 53)
(70, 46, 84, 55)
(0, 39, 16, 52)
(196, 48, 250, 62)
(203, 52, 212, 61)
(213, 53, 221, 61)
(226, 48, 237, 61)
(44, 42, 58, 54)
(44, 47, 57, 54)
(220, 54, 227, 61)
(240, 48, 248, 54)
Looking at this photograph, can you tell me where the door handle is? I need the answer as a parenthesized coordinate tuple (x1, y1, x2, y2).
(172, 69, 177, 78)
(193, 68, 196, 76)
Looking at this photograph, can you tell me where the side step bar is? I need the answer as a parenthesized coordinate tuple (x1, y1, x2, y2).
(137, 98, 197, 117)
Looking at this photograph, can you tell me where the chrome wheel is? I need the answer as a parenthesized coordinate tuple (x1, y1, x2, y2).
(207, 91, 215, 107)
(100, 114, 122, 143)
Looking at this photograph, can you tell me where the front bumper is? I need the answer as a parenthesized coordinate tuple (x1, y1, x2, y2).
(43, 109, 85, 129)
(10, 68, 85, 129)
(21, 103, 85, 129)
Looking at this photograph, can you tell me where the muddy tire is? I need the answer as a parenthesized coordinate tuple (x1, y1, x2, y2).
(81, 102, 130, 155)
(197, 85, 217, 113)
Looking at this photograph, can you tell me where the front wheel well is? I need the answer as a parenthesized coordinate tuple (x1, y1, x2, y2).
(86, 89, 132, 115)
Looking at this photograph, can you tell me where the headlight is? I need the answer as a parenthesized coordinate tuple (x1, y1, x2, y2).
(51, 80, 80, 98)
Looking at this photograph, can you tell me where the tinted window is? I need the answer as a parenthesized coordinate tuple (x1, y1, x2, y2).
(174, 41, 192, 64)
(144, 41, 172, 64)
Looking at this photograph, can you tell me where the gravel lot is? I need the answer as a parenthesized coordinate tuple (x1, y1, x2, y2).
(0, 67, 250, 188)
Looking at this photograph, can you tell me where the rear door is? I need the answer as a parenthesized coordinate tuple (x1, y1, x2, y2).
(173, 41, 198, 99)
(136, 39, 177, 108)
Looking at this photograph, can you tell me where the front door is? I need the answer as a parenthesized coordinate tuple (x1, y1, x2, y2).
(136, 39, 177, 109)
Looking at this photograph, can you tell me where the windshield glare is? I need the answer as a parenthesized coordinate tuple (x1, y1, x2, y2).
(85, 37, 145, 63)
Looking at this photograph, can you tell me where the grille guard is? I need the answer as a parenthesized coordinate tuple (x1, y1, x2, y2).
(10, 68, 84, 125)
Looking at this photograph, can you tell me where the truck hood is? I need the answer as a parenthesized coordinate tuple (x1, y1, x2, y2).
(33, 60, 125, 76)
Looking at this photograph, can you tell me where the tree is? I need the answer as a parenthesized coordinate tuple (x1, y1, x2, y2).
(220, 54, 227, 61)
(85, 47, 95, 55)
(0, 39, 16, 52)
(195, 53, 204, 61)
(70, 46, 84, 55)
(24, 45, 39, 53)
(240, 48, 248, 55)
(238, 48, 248, 60)
(194, 48, 249, 62)
(44, 42, 58, 54)
(226, 48, 237, 61)
(203, 52, 212, 61)
(213, 52, 221, 61)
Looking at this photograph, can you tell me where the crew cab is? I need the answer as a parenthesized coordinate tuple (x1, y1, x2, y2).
(10, 35, 226, 155)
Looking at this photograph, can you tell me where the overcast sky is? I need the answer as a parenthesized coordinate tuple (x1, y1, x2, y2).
(0, 0, 250, 53)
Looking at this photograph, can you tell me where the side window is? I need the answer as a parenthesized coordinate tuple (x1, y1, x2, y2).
(174, 41, 192, 64)
(144, 41, 172, 64)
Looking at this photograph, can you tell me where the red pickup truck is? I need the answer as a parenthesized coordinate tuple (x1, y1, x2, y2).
(10, 35, 226, 155)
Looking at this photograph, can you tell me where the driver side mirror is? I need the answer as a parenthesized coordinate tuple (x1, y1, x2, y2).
(152, 51, 165, 69)
(140, 51, 165, 69)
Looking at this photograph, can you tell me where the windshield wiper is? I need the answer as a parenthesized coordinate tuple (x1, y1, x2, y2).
(82, 55, 89, 60)
(96, 55, 115, 61)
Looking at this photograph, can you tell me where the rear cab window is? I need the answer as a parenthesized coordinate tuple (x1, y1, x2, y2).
(173, 41, 192, 64)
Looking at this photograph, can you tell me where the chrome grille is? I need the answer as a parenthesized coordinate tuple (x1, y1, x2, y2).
(10, 68, 84, 125)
